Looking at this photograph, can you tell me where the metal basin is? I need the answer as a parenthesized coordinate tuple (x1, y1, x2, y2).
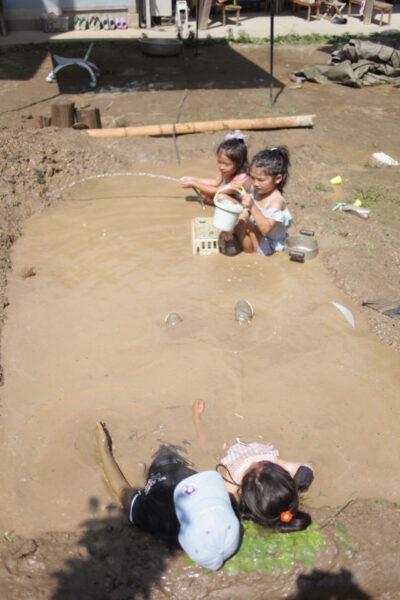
(284, 229, 318, 262)
(140, 38, 183, 57)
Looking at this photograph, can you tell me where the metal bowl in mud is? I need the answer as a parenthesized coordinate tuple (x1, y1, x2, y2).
(140, 38, 183, 57)
(284, 230, 319, 263)
(164, 312, 183, 327)
(234, 299, 254, 323)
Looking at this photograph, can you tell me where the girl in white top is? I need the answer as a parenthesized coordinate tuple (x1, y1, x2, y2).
(235, 146, 292, 255)
(192, 399, 315, 533)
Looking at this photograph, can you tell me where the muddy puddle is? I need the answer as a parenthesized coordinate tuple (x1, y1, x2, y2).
(0, 164, 400, 537)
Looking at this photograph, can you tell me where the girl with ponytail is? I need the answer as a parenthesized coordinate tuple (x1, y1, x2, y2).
(235, 145, 292, 255)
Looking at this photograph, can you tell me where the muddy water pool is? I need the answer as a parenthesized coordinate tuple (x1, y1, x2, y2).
(0, 166, 399, 536)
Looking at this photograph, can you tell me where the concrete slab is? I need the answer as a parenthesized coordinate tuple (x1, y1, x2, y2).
(0, 8, 399, 47)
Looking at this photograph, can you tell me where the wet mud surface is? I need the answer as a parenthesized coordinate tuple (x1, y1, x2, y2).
(0, 40, 399, 598)
(1, 172, 400, 537)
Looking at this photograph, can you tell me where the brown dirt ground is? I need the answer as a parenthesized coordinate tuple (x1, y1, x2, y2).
(0, 39, 399, 598)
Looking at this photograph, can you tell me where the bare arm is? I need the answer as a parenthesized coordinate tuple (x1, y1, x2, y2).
(192, 399, 206, 446)
(242, 194, 284, 236)
(275, 458, 317, 479)
(95, 421, 138, 513)
(180, 172, 223, 198)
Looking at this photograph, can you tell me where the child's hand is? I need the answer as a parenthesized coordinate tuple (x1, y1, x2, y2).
(238, 208, 251, 222)
(192, 399, 205, 422)
(241, 193, 254, 209)
(180, 176, 194, 188)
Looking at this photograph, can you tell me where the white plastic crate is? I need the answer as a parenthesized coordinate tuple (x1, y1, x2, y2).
(191, 217, 220, 255)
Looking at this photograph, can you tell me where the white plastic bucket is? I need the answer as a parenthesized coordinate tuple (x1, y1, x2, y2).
(213, 198, 243, 232)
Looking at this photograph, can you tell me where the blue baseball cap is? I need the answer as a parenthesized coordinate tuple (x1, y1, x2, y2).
(173, 471, 240, 571)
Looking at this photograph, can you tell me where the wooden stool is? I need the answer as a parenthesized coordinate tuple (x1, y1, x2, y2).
(347, 0, 361, 16)
(372, 0, 392, 26)
(216, 3, 242, 26)
(290, 0, 321, 21)
(348, 0, 392, 25)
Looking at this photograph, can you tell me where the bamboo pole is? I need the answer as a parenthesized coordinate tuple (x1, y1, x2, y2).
(85, 115, 315, 139)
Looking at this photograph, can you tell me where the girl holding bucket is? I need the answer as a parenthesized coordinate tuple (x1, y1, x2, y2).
(235, 146, 292, 256)
(179, 131, 251, 205)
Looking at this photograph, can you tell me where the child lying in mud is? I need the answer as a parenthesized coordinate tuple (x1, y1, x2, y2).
(179, 131, 251, 206)
(95, 422, 240, 571)
(192, 399, 314, 532)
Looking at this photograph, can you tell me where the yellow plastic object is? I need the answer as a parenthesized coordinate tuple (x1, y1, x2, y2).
(330, 175, 342, 185)
(353, 199, 363, 207)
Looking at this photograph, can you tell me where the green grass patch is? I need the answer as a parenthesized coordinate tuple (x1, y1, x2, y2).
(4, 30, 400, 53)
(354, 185, 384, 208)
(224, 520, 326, 575)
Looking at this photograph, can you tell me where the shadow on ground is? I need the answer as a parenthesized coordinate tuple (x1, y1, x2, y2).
(0, 40, 283, 94)
(50, 510, 177, 600)
(289, 569, 371, 600)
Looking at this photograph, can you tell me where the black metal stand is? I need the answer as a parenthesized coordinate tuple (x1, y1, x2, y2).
(195, 0, 200, 55)
(269, 0, 275, 106)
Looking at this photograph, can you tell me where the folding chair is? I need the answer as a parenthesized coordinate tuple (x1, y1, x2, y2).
(321, 0, 346, 21)
(46, 42, 100, 88)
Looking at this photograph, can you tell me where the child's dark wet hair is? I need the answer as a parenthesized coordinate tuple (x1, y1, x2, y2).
(251, 146, 290, 192)
(217, 137, 249, 174)
(238, 462, 311, 532)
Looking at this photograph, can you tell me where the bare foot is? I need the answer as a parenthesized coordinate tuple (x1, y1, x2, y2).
(96, 421, 112, 451)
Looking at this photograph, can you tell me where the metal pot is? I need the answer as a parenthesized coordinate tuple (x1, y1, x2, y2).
(140, 38, 183, 57)
(284, 229, 318, 263)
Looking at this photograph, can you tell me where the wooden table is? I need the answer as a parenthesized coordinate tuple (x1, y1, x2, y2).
(216, 3, 242, 26)
(290, 0, 321, 21)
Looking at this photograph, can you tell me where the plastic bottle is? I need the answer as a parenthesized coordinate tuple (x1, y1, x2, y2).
(340, 204, 370, 219)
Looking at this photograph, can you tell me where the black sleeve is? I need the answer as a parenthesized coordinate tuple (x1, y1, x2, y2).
(293, 465, 314, 492)
(128, 487, 179, 545)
